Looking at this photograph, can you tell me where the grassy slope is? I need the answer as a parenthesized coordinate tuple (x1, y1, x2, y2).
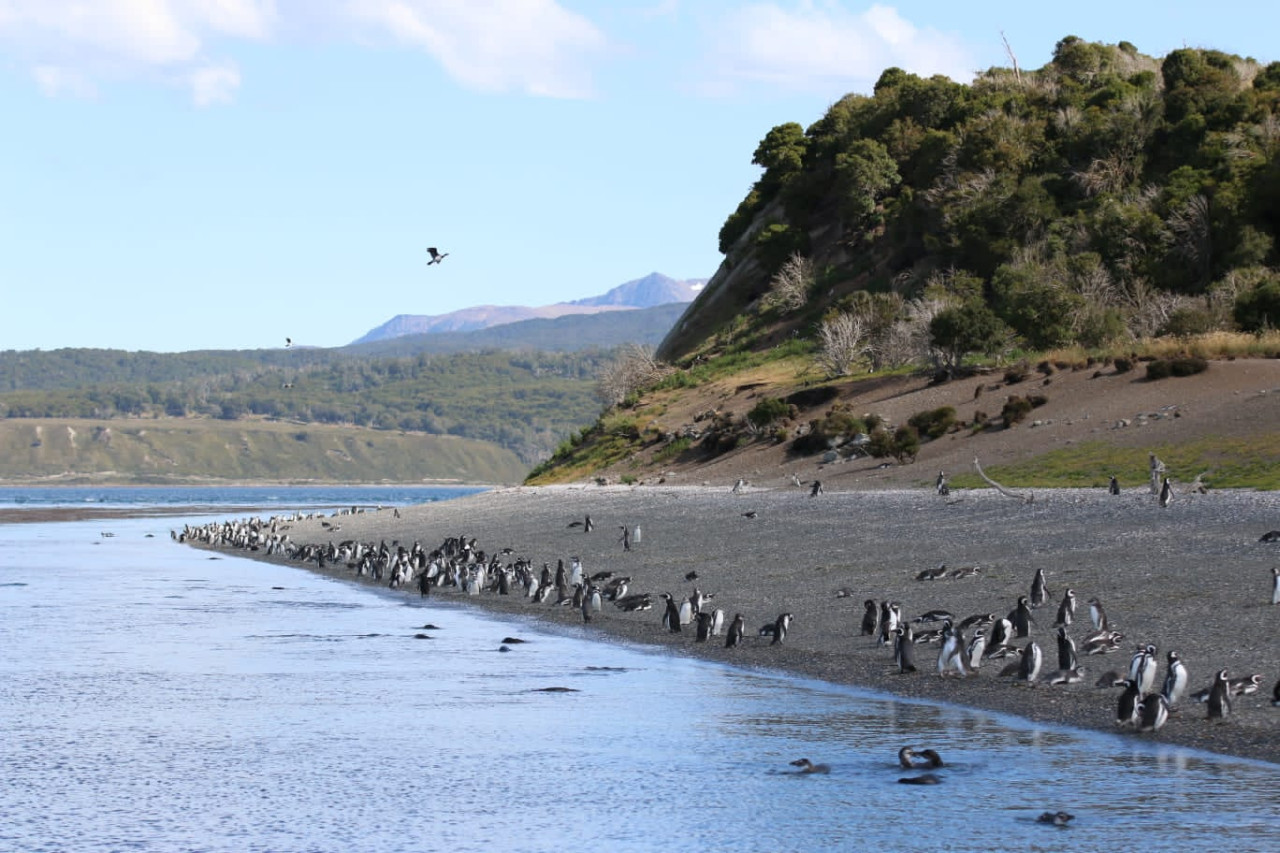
(0, 418, 528, 485)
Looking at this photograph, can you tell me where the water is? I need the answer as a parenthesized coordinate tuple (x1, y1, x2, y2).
(1, 493, 1278, 852)
(0, 484, 484, 511)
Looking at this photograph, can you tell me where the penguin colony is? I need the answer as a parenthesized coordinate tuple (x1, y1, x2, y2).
(181, 494, 1280, 757)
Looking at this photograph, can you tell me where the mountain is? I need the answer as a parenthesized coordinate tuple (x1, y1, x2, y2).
(352, 272, 705, 345)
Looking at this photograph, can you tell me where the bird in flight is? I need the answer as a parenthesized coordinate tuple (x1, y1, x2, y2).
(427, 247, 449, 265)
(285, 337, 292, 348)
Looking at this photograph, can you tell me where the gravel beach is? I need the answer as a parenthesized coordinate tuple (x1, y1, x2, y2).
(197, 484, 1280, 765)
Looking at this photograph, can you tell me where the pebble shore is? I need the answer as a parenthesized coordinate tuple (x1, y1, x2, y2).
(202, 484, 1280, 765)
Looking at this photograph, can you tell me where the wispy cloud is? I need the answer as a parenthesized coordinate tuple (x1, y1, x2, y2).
(346, 0, 609, 98)
(701, 2, 975, 95)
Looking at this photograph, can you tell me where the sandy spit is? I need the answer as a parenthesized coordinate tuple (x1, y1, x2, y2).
(196, 484, 1280, 765)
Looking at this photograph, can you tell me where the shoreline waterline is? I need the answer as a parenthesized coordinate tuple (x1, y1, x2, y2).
(190, 483, 1280, 766)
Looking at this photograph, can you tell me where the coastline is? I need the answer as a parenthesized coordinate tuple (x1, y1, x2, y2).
(193, 484, 1280, 765)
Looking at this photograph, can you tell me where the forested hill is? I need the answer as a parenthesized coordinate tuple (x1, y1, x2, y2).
(660, 37, 1280, 363)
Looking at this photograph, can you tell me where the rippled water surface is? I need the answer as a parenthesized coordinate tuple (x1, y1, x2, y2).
(1, 509, 1277, 852)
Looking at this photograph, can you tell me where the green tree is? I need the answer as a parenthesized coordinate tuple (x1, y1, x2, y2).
(929, 301, 1010, 369)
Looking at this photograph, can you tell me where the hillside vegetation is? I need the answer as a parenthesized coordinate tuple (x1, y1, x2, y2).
(534, 38, 1280, 488)
(0, 418, 528, 485)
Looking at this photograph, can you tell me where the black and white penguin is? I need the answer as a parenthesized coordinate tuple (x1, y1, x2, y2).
(1088, 596, 1108, 632)
(1161, 651, 1188, 706)
(710, 609, 725, 637)
(810, 479, 823, 497)
(660, 593, 681, 633)
(1054, 588, 1076, 627)
(1272, 678, 1280, 707)
(695, 611, 714, 642)
(987, 616, 1013, 650)
(771, 613, 793, 646)
(1207, 668, 1232, 720)
(894, 626, 917, 674)
(1056, 626, 1077, 672)
(1116, 679, 1141, 727)
(1030, 569, 1050, 608)
(1271, 567, 1280, 606)
(965, 628, 987, 671)
(1037, 811, 1075, 826)
(860, 599, 879, 636)
(898, 747, 944, 769)
(1159, 476, 1173, 508)
(1009, 596, 1034, 638)
(1108, 474, 1120, 495)
(878, 601, 901, 647)
(1228, 674, 1263, 696)
(937, 621, 967, 677)
(725, 613, 745, 648)
(1129, 644, 1158, 695)
(1137, 692, 1169, 732)
(789, 758, 830, 774)
(935, 470, 949, 495)
(1016, 640, 1042, 682)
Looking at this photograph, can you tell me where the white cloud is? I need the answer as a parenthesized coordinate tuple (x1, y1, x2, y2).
(703, 2, 975, 94)
(0, 0, 275, 104)
(345, 0, 609, 98)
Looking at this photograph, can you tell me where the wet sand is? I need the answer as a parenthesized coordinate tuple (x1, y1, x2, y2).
(193, 484, 1280, 765)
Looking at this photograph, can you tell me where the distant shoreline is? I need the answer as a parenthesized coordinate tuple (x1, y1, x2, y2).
(194, 484, 1279, 765)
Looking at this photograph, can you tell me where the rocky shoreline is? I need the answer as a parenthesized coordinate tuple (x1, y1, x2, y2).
(192, 484, 1280, 765)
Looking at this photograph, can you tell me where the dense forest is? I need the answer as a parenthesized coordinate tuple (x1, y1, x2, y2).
(662, 37, 1280, 362)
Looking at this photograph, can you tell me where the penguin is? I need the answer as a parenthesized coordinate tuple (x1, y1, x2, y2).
(878, 601, 900, 646)
(937, 621, 968, 677)
(1030, 568, 1050, 608)
(1037, 811, 1075, 826)
(1137, 692, 1169, 732)
(898, 747, 944, 769)
(897, 773, 941, 785)
(771, 613, 793, 646)
(1016, 640, 1042, 683)
(1271, 567, 1280, 606)
(987, 616, 1013, 650)
(1116, 679, 1141, 727)
(710, 609, 725, 637)
(860, 599, 880, 637)
(1054, 588, 1076, 628)
(1056, 626, 1077, 672)
(809, 479, 823, 497)
(1129, 644, 1158, 695)
(1088, 597, 1108, 631)
(1161, 651, 1188, 706)
(580, 588, 593, 623)
(1207, 668, 1232, 720)
(678, 598, 694, 626)
(1159, 476, 1173, 508)
(695, 611, 713, 642)
(661, 593, 681, 633)
(935, 470, 948, 495)
(965, 628, 987, 671)
(725, 613, 745, 648)
(1228, 674, 1263, 696)
(1272, 678, 1280, 707)
(894, 625, 917, 674)
(789, 758, 830, 774)
(1108, 474, 1120, 495)
(584, 515, 594, 533)
(1008, 596, 1034, 638)
(1048, 668, 1085, 685)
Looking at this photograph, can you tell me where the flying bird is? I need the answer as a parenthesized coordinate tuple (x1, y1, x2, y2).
(427, 247, 449, 265)
(285, 337, 292, 348)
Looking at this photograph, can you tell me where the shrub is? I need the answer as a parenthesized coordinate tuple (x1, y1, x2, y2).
(1113, 357, 1133, 374)
(1170, 356, 1209, 376)
(791, 407, 868, 455)
(1004, 365, 1027, 384)
(1027, 394, 1049, 408)
(1036, 360, 1055, 376)
(891, 425, 920, 463)
(1001, 396, 1033, 427)
(1145, 359, 1173, 380)
(907, 406, 958, 440)
(784, 386, 840, 409)
(747, 397, 795, 430)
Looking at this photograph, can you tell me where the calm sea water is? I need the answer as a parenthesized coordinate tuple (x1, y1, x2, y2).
(1, 489, 1278, 853)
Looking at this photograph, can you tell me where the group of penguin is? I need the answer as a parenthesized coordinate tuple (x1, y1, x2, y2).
(866, 563, 1279, 734)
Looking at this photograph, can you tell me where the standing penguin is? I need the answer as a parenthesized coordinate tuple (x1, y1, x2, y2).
(987, 616, 1013, 650)
(810, 479, 824, 497)
(966, 627, 987, 671)
(1056, 627, 1077, 672)
(894, 626, 917, 674)
(1207, 668, 1232, 720)
(1009, 596, 1034, 638)
(1129, 644, 1158, 695)
(937, 621, 968, 677)
(1088, 597, 1108, 632)
(1054, 588, 1076, 627)
(1030, 569, 1050, 609)
(1108, 475, 1120, 495)
(661, 593, 681, 633)
(771, 613, 793, 646)
(1162, 651, 1188, 706)
(709, 608, 725, 637)
(860, 599, 880, 637)
(1017, 640, 1042, 683)
(1116, 679, 1141, 727)
(1271, 567, 1280, 606)
(695, 611, 714, 642)
(1138, 693, 1170, 732)
(1159, 476, 1173, 508)
(725, 613, 745, 648)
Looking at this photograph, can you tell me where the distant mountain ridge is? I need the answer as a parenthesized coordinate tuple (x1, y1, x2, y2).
(352, 272, 705, 345)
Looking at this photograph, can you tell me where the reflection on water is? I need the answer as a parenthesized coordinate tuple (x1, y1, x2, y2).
(1, 515, 1277, 853)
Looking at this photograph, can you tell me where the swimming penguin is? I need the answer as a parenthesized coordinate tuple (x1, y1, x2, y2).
(1108, 474, 1120, 495)
(1037, 811, 1075, 826)
(789, 758, 830, 774)
(725, 613, 745, 648)
(894, 626, 917, 674)
(1016, 640, 1042, 682)
(1159, 476, 1173, 508)
(1056, 627, 1077, 672)
(1009, 596, 1034, 638)
(1161, 651, 1188, 706)
(1137, 692, 1170, 732)
(897, 773, 941, 785)
(1054, 588, 1076, 627)
(1030, 569, 1050, 608)
(1207, 669, 1232, 720)
(860, 599, 880, 636)
(1116, 679, 1141, 727)
(898, 747, 944, 769)
(966, 628, 987, 671)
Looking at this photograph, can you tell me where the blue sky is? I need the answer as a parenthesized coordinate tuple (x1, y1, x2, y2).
(3, 1, 1279, 353)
